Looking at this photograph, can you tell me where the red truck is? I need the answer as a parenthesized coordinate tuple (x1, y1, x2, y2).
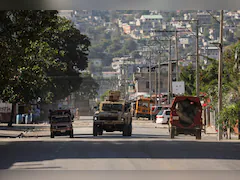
(169, 96, 202, 140)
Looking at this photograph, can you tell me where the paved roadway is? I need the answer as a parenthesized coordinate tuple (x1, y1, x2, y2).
(0, 116, 240, 173)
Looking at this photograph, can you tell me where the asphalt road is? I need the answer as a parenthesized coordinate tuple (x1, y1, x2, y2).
(0, 117, 240, 173)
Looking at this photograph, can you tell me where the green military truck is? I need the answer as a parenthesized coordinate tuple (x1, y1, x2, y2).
(93, 91, 132, 136)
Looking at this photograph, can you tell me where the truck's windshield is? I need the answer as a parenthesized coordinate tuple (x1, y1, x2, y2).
(51, 116, 71, 123)
(102, 103, 122, 111)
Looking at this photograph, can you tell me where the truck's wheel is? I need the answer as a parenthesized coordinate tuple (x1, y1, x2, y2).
(50, 132, 55, 138)
(196, 129, 201, 140)
(128, 124, 132, 136)
(93, 124, 98, 136)
(70, 130, 74, 138)
(170, 127, 175, 139)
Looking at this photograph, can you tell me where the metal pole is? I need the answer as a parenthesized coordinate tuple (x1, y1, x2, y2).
(155, 67, 157, 105)
(196, 20, 200, 97)
(148, 58, 152, 97)
(175, 30, 179, 81)
(148, 50, 153, 121)
(158, 54, 161, 106)
(125, 63, 128, 100)
(149, 51, 152, 98)
(217, 10, 224, 141)
(168, 39, 172, 104)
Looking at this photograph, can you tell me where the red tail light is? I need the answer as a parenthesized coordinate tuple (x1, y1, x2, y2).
(157, 115, 164, 118)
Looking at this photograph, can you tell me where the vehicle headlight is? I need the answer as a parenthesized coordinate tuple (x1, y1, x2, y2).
(121, 118, 125, 121)
(94, 116, 98, 121)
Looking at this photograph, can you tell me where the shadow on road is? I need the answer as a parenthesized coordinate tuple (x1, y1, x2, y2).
(73, 134, 170, 139)
(0, 138, 240, 169)
(14, 134, 172, 139)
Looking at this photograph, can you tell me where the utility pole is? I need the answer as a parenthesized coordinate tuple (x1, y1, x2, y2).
(150, 38, 169, 106)
(175, 30, 179, 81)
(168, 39, 172, 104)
(150, 30, 179, 104)
(196, 19, 200, 97)
(217, 10, 224, 141)
(166, 20, 200, 96)
(154, 66, 157, 105)
(148, 50, 153, 121)
(158, 54, 161, 106)
(149, 50, 152, 99)
(125, 63, 128, 100)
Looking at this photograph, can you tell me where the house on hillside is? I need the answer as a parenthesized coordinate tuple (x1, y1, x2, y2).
(197, 12, 212, 25)
(200, 46, 219, 68)
(139, 14, 163, 37)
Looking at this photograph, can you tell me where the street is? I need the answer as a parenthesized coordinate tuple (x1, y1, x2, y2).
(0, 116, 240, 171)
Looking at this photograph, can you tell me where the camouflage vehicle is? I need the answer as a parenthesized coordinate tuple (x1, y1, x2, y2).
(93, 91, 132, 136)
(49, 109, 74, 138)
(169, 96, 202, 140)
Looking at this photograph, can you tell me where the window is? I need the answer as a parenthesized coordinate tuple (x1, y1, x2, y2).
(158, 110, 163, 115)
(166, 111, 170, 115)
(102, 103, 122, 112)
(142, 102, 149, 108)
(146, 81, 149, 88)
(51, 117, 70, 122)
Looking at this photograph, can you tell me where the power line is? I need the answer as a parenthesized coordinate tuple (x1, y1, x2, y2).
(206, 10, 220, 24)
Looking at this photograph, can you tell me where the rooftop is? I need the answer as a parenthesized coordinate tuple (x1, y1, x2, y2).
(202, 46, 219, 50)
(102, 72, 119, 74)
(141, 15, 163, 19)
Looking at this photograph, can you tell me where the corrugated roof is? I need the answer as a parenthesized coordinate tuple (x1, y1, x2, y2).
(141, 15, 163, 19)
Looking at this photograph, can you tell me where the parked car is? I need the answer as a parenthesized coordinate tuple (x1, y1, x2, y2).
(156, 109, 170, 124)
(151, 104, 171, 122)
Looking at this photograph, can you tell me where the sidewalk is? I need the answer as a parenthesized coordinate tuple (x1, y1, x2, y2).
(205, 126, 217, 134)
(0, 123, 49, 138)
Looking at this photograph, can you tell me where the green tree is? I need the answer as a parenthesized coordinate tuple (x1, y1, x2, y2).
(198, 41, 240, 132)
(179, 63, 196, 95)
(0, 10, 91, 126)
(75, 73, 99, 100)
(123, 39, 138, 52)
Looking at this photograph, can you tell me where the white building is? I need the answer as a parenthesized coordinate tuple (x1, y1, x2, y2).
(58, 10, 74, 20)
(102, 72, 119, 79)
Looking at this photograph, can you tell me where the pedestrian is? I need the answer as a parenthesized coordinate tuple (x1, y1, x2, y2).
(223, 121, 228, 139)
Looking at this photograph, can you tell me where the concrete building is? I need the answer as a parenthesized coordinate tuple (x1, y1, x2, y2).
(122, 23, 131, 34)
(132, 62, 177, 96)
(197, 12, 212, 25)
(102, 71, 119, 79)
(200, 46, 219, 67)
(58, 10, 74, 20)
(76, 10, 92, 17)
(139, 14, 163, 37)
